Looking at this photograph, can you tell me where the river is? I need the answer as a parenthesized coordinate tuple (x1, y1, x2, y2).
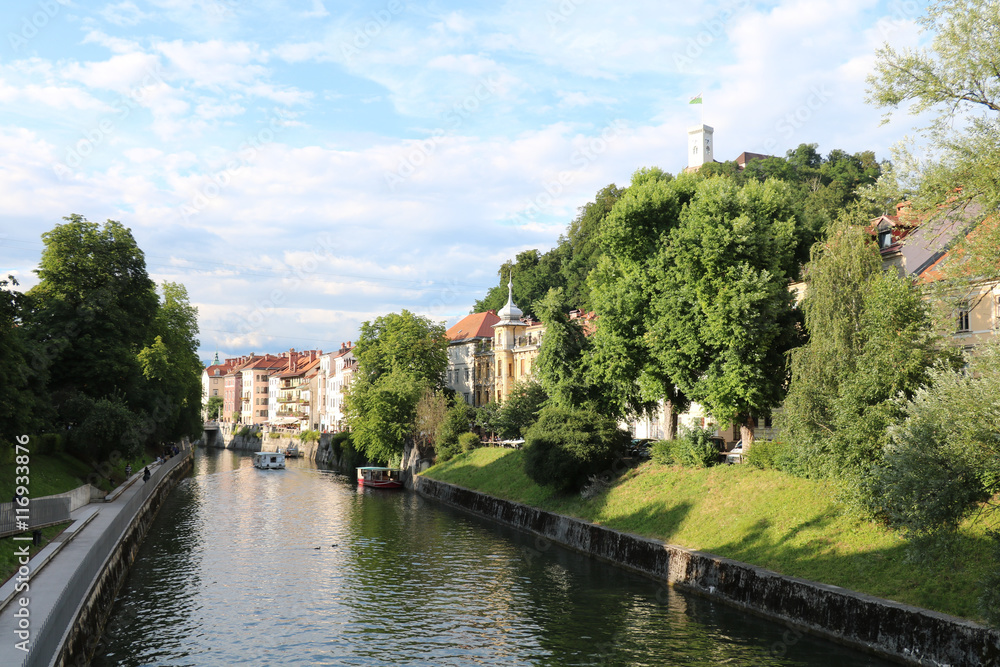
(91, 449, 893, 666)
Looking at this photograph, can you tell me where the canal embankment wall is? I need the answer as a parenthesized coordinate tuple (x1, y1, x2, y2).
(415, 475, 1000, 667)
(38, 447, 193, 667)
(200, 424, 328, 460)
(200, 426, 364, 468)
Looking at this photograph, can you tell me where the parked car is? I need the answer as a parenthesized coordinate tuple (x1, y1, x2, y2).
(629, 439, 653, 459)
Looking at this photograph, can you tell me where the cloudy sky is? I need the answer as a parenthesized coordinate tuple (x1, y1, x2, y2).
(0, 0, 928, 363)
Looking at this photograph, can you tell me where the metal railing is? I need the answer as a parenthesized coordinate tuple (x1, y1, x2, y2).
(22, 446, 191, 667)
(0, 498, 71, 539)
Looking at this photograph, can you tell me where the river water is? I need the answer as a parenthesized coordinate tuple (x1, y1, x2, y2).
(91, 449, 893, 666)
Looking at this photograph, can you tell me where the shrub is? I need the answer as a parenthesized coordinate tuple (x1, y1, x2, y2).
(299, 429, 320, 443)
(237, 426, 251, 438)
(650, 439, 676, 465)
(744, 438, 791, 470)
(268, 432, 281, 440)
(673, 427, 720, 468)
(435, 399, 475, 463)
(523, 405, 630, 494)
(34, 433, 64, 455)
(66, 397, 143, 461)
(458, 432, 480, 453)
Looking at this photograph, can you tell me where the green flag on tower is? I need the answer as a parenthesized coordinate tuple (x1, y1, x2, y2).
(689, 94, 703, 105)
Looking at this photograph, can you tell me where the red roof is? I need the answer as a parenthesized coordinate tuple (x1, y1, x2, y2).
(447, 310, 500, 342)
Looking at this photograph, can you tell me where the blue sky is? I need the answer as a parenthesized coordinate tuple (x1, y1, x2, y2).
(0, 0, 928, 363)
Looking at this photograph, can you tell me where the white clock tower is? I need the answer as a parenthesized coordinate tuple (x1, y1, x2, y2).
(687, 124, 714, 170)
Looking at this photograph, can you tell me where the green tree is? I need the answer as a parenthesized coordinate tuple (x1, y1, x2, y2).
(27, 215, 158, 407)
(345, 310, 448, 464)
(138, 282, 203, 443)
(586, 169, 697, 425)
(205, 395, 224, 420)
(532, 287, 592, 408)
(492, 378, 548, 439)
(779, 213, 885, 472)
(651, 177, 804, 450)
(0, 276, 48, 441)
(346, 370, 424, 465)
(559, 183, 625, 311)
(779, 212, 957, 483)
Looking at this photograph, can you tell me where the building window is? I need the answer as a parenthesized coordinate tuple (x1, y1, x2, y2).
(957, 302, 971, 332)
(879, 229, 893, 249)
(212, 389, 218, 396)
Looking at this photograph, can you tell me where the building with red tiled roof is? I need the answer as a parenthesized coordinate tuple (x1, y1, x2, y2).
(447, 310, 499, 405)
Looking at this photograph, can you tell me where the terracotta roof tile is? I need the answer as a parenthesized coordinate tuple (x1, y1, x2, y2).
(447, 310, 500, 342)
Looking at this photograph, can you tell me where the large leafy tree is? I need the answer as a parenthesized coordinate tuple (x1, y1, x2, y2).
(586, 168, 696, 425)
(27, 215, 158, 408)
(22, 215, 202, 460)
(345, 310, 448, 464)
(650, 177, 805, 449)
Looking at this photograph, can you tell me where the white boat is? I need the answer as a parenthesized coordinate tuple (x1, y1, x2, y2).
(253, 452, 286, 469)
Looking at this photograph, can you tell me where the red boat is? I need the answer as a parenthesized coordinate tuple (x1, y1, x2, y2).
(356, 466, 404, 489)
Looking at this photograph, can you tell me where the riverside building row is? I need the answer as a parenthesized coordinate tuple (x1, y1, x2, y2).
(202, 343, 356, 432)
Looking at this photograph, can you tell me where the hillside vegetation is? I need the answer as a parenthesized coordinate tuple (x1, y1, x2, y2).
(423, 447, 1000, 623)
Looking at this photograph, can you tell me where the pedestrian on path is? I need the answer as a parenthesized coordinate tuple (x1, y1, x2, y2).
(143, 467, 151, 483)
(126, 464, 132, 477)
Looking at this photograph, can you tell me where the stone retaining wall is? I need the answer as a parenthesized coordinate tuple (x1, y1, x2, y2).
(416, 476, 1000, 667)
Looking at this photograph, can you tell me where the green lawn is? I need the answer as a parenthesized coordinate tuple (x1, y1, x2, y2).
(0, 446, 163, 501)
(0, 523, 71, 585)
(423, 447, 1000, 623)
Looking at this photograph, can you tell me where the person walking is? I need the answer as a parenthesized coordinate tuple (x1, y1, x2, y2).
(143, 467, 151, 483)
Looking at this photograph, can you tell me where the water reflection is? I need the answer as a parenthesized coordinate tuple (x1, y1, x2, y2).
(92, 450, 892, 666)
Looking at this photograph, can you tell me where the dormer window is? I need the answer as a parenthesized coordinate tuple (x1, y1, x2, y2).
(879, 228, 893, 249)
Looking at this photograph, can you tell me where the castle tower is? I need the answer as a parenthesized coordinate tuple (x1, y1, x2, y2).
(688, 124, 714, 169)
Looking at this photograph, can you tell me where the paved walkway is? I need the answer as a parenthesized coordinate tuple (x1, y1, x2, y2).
(0, 456, 179, 667)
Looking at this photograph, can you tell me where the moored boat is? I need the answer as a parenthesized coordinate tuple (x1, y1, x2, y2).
(356, 466, 403, 489)
(254, 451, 286, 469)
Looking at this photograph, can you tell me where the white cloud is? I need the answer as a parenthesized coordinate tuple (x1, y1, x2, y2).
(100, 1, 151, 27)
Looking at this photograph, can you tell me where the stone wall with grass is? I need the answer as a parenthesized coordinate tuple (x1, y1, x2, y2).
(416, 476, 1000, 666)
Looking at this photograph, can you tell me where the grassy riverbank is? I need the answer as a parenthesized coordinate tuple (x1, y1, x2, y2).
(0, 447, 165, 501)
(423, 447, 1000, 623)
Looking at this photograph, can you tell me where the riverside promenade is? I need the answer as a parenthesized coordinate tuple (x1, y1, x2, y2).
(0, 448, 191, 667)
